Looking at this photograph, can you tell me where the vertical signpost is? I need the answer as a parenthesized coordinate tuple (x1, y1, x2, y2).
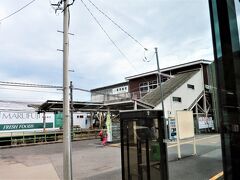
(106, 108, 112, 142)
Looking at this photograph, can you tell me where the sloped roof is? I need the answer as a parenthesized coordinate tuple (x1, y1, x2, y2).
(91, 82, 128, 92)
(126, 59, 211, 80)
(141, 70, 199, 107)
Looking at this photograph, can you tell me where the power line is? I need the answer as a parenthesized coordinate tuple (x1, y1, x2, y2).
(0, 86, 62, 94)
(0, 99, 41, 105)
(80, 0, 157, 86)
(0, 81, 62, 89)
(0, 80, 128, 99)
(80, 0, 138, 72)
(85, 0, 147, 51)
(0, 0, 38, 22)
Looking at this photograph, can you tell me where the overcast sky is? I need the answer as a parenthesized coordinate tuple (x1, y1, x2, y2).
(0, 0, 237, 103)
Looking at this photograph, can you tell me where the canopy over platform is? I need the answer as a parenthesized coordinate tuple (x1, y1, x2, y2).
(35, 99, 153, 113)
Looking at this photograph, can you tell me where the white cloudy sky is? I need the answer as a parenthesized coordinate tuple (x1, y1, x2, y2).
(0, 0, 239, 103)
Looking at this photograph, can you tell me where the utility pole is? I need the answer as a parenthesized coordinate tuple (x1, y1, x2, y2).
(63, 0, 72, 179)
(155, 47, 167, 139)
(51, 0, 74, 179)
(155, 47, 165, 115)
(70, 81, 74, 140)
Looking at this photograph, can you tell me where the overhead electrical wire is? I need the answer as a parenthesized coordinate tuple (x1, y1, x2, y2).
(80, 0, 157, 86)
(0, 0, 158, 102)
(0, 1, 160, 104)
(80, 0, 139, 72)
(0, 0, 38, 22)
(0, 86, 62, 94)
(0, 99, 41, 105)
(85, 0, 148, 51)
(0, 81, 62, 89)
(0, 80, 131, 99)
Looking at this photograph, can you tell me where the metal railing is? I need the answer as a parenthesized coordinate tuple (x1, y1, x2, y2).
(0, 129, 105, 147)
(92, 91, 145, 103)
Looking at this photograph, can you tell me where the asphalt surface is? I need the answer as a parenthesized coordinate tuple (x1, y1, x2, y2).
(0, 134, 222, 180)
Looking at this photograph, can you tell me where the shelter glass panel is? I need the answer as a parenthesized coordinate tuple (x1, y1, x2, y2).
(120, 110, 168, 180)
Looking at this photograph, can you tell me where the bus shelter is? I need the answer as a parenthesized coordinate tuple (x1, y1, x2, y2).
(120, 110, 168, 180)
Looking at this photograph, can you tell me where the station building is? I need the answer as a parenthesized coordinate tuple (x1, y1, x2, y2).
(90, 59, 218, 133)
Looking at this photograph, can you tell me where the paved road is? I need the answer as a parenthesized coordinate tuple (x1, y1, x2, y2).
(0, 134, 222, 180)
(168, 135, 222, 180)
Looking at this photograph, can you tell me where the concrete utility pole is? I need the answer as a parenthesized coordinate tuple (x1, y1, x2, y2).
(155, 47, 167, 139)
(70, 81, 74, 140)
(155, 47, 165, 115)
(63, 0, 72, 179)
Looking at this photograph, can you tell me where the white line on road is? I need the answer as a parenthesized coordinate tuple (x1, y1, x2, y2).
(167, 134, 220, 148)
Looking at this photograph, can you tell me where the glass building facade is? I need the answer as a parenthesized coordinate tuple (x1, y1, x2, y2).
(209, 0, 240, 179)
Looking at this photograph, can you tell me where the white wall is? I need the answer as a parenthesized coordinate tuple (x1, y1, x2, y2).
(91, 93, 104, 102)
(91, 85, 130, 102)
(155, 70, 204, 118)
(73, 113, 91, 129)
(112, 86, 128, 94)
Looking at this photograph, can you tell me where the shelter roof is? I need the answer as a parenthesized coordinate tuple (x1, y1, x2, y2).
(37, 99, 153, 113)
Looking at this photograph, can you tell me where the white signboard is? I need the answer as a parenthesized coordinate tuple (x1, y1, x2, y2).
(0, 111, 54, 132)
(176, 110, 196, 159)
(176, 111, 194, 140)
(198, 117, 214, 130)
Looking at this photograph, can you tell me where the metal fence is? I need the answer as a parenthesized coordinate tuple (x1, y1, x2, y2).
(0, 129, 105, 147)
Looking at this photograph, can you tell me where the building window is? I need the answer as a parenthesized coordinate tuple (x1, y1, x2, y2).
(139, 82, 149, 92)
(172, 97, 182, 102)
(149, 80, 158, 90)
(187, 84, 195, 89)
(140, 86, 148, 92)
(139, 80, 158, 93)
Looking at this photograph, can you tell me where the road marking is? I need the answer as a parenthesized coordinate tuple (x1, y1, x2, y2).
(209, 141, 218, 144)
(209, 171, 223, 180)
(106, 135, 220, 148)
(108, 143, 120, 147)
(167, 134, 220, 148)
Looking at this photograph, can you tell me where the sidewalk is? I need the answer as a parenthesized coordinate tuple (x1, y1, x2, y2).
(0, 163, 59, 180)
(0, 134, 222, 180)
